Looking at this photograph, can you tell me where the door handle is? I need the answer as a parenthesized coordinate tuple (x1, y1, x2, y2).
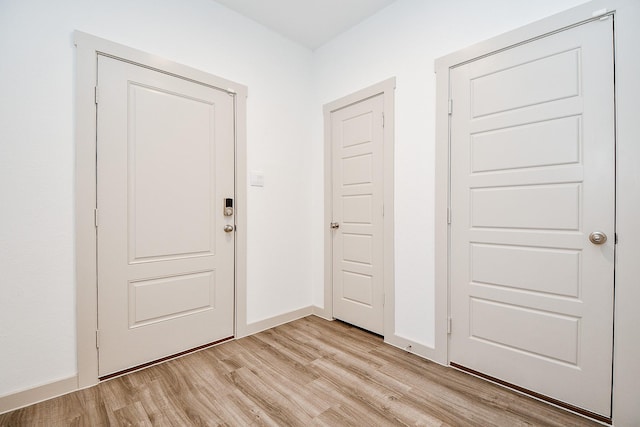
(589, 231, 607, 245)
(330, 222, 340, 229)
(224, 224, 234, 233)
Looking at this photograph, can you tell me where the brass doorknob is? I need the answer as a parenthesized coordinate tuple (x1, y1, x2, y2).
(224, 224, 234, 233)
(589, 231, 607, 245)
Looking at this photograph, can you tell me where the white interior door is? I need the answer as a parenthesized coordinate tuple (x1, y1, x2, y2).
(97, 55, 235, 377)
(449, 18, 615, 417)
(331, 94, 384, 335)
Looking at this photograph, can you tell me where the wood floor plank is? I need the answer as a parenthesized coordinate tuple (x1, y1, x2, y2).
(215, 389, 280, 426)
(231, 366, 315, 426)
(0, 317, 601, 426)
(112, 401, 152, 427)
(309, 378, 406, 427)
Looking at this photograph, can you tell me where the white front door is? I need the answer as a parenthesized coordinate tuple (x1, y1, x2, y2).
(449, 18, 615, 417)
(96, 55, 235, 377)
(331, 94, 385, 335)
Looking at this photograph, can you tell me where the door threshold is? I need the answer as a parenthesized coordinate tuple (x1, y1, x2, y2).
(99, 336, 234, 381)
(450, 362, 611, 425)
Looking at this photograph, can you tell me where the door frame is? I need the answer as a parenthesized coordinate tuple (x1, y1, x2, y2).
(434, 1, 640, 424)
(74, 31, 248, 388)
(321, 78, 395, 338)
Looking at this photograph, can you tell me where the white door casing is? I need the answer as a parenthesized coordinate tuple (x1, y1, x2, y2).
(331, 94, 385, 335)
(97, 55, 235, 376)
(449, 17, 615, 417)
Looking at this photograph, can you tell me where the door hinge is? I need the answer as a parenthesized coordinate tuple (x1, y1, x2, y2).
(94, 208, 99, 228)
(96, 330, 100, 349)
(615, 233, 618, 244)
(382, 112, 385, 128)
(447, 317, 452, 334)
(94, 86, 99, 104)
(447, 207, 451, 224)
(448, 99, 453, 115)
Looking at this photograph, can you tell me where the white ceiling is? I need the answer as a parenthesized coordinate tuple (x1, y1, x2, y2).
(213, 0, 397, 50)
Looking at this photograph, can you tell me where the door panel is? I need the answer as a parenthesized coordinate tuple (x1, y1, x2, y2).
(129, 271, 214, 327)
(469, 298, 579, 364)
(450, 18, 614, 416)
(471, 116, 580, 173)
(128, 83, 215, 261)
(332, 94, 384, 334)
(470, 244, 580, 296)
(471, 48, 580, 117)
(97, 55, 235, 376)
(470, 183, 581, 230)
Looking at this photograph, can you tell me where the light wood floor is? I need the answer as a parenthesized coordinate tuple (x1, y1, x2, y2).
(0, 316, 600, 426)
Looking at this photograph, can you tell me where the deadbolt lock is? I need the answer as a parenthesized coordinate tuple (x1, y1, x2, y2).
(224, 198, 233, 216)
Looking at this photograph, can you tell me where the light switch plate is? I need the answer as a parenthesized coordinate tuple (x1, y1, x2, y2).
(250, 171, 264, 187)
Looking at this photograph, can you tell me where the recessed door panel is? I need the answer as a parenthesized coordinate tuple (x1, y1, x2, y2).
(342, 195, 373, 224)
(129, 84, 215, 262)
(97, 55, 235, 376)
(343, 234, 373, 265)
(342, 154, 373, 185)
(471, 48, 580, 117)
(470, 298, 579, 365)
(450, 18, 614, 416)
(471, 184, 581, 230)
(471, 116, 580, 173)
(130, 271, 215, 326)
(342, 271, 373, 306)
(342, 112, 373, 147)
(471, 244, 580, 297)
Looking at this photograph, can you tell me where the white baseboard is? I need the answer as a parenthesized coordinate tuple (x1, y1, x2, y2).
(238, 306, 315, 338)
(311, 305, 332, 320)
(0, 375, 78, 415)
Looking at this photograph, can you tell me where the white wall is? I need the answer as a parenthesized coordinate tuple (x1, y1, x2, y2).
(311, 0, 590, 348)
(0, 0, 314, 396)
(4, 0, 627, 411)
